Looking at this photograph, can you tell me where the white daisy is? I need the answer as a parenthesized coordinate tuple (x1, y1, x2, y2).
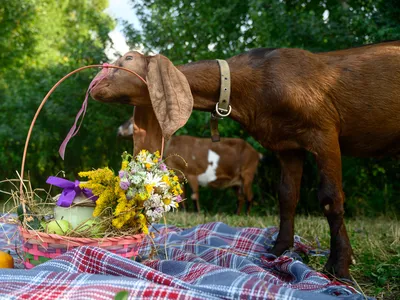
(162, 196, 177, 212)
(144, 172, 164, 187)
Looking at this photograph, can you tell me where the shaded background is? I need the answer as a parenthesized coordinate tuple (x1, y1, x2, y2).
(1, 0, 400, 217)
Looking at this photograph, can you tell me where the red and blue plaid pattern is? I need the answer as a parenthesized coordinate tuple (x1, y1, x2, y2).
(0, 216, 368, 300)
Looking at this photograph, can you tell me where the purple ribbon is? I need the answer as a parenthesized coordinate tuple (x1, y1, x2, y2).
(46, 176, 98, 207)
(58, 63, 111, 160)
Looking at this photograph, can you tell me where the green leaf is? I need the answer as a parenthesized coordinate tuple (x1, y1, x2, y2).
(114, 291, 129, 300)
(17, 205, 25, 223)
(27, 216, 42, 230)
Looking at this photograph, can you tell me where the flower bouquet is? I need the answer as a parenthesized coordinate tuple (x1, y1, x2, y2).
(78, 149, 184, 234)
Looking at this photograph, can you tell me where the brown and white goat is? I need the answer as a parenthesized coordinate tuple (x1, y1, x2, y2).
(90, 41, 400, 278)
(117, 117, 262, 214)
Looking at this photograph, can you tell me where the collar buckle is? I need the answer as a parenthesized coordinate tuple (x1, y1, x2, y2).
(214, 102, 232, 118)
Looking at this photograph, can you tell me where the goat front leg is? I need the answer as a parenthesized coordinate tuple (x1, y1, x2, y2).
(270, 149, 305, 256)
(180, 185, 187, 211)
(315, 138, 352, 279)
(233, 185, 245, 215)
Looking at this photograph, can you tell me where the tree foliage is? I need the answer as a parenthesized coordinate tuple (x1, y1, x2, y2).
(0, 0, 133, 198)
(125, 0, 400, 216)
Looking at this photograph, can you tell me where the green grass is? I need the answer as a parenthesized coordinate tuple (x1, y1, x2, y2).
(165, 212, 400, 300)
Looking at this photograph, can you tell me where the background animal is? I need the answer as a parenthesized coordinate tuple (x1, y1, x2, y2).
(90, 41, 400, 278)
(117, 117, 263, 214)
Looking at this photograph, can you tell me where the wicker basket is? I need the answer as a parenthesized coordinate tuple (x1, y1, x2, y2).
(17, 64, 148, 269)
(19, 227, 144, 269)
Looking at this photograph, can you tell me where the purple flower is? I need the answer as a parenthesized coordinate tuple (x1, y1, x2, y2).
(176, 195, 183, 203)
(119, 179, 130, 190)
(159, 163, 167, 171)
(118, 170, 126, 178)
(155, 207, 164, 213)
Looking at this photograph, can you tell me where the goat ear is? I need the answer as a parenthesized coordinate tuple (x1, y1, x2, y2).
(146, 54, 193, 140)
(132, 106, 163, 156)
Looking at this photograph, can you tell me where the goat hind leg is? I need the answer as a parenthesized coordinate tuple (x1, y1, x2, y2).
(316, 143, 352, 279)
(242, 174, 255, 215)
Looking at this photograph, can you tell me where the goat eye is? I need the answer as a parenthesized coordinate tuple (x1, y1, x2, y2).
(125, 56, 133, 61)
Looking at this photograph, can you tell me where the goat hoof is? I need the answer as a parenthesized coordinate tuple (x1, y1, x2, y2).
(270, 242, 291, 257)
(323, 257, 351, 280)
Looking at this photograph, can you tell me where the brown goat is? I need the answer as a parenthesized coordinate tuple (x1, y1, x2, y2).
(117, 117, 263, 214)
(90, 41, 400, 279)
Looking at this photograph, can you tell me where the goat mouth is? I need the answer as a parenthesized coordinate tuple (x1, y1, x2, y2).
(90, 82, 111, 101)
(92, 81, 109, 92)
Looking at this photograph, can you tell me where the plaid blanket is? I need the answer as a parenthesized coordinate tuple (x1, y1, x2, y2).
(0, 216, 369, 300)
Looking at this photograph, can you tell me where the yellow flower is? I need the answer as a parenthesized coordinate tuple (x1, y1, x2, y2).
(154, 150, 161, 158)
(92, 187, 114, 217)
(135, 192, 148, 202)
(162, 175, 170, 186)
(173, 176, 179, 182)
(112, 217, 124, 229)
(121, 160, 128, 170)
(114, 196, 127, 216)
(142, 224, 149, 235)
(163, 198, 171, 205)
(153, 158, 158, 163)
(145, 184, 154, 194)
(80, 168, 136, 228)
(137, 213, 149, 234)
(145, 163, 152, 169)
(80, 182, 105, 196)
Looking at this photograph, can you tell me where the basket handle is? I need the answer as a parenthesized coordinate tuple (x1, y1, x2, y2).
(19, 64, 148, 222)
